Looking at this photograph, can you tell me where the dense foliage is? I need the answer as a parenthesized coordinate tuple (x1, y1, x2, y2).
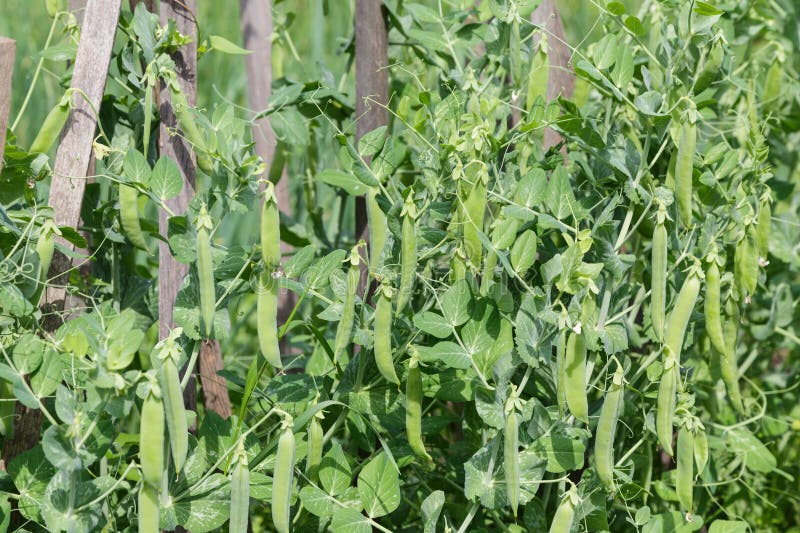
(1, 1, 799, 532)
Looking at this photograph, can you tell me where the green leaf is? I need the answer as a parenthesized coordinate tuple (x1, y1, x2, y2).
(150, 156, 183, 201)
(725, 429, 776, 473)
(421, 490, 444, 533)
(416, 341, 471, 369)
(320, 441, 352, 496)
(532, 432, 586, 473)
(317, 169, 371, 196)
(439, 279, 471, 327)
(511, 230, 537, 274)
(12, 334, 44, 375)
(413, 312, 452, 339)
(606, 1, 626, 15)
(330, 507, 371, 533)
(209, 34, 251, 54)
(9, 445, 54, 523)
(357, 452, 400, 518)
(0, 283, 33, 317)
(271, 108, 309, 147)
(708, 520, 748, 533)
(643, 511, 704, 532)
(299, 485, 338, 518)
(358, 126, 387, 158)
(123, 148, 151, 185)
(694, 2, 724, 16)
(624, 15, 645, 35)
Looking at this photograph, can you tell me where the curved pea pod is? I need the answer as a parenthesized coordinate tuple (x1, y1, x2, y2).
(272, 425, 295, 533)
(734, 227, 758, 300)
(675, 119, 696, 228)
(367, 189, 387, 270)
(196, 207, 215, 338)
(704, 259, 726, 355)
(332, 246, 360, 364)
(159, 357, 188, 473)
(565, 331, 588, 424)
(119, 184, 150, 252)
(305, 415, 324, 483)
(29, 92, 70, 154)
(257, 273, 281, 369)
(665, 266, 702, 366)
(694, 38, 723, 94)
(756, 195, 771, 261)
(694, 428, 708, 477)
(396, 194, 417, 316)
(595, 364, 625, 492)
(168, 84, 213, 174)
(651, 219, 668, 342)
(138, 483, 159, 533)
(656, 363, 677, 456)
(373, 285, 400, 385)
(139, 388, 165, 488)
(261, 183, 281, 266)
(406, 352, 431, 461)
(230, 443, 250, 533)
(548, 486, 578, 533)
(504, 410, 520, 517)
(720, 298, 743, 413)
(676, 427, 694, 512)
(32, 219, 58, 306)
(0, 380, 15, 438)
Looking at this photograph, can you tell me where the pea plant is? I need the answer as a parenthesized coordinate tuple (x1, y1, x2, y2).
(0, 0, 799, 532)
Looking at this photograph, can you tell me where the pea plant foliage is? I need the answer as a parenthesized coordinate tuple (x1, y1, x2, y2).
(1, 1, 799, 532)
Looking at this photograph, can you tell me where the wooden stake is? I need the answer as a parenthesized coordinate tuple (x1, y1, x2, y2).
(0, 37, 15, 174)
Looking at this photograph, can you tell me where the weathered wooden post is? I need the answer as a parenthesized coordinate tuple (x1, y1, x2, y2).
(0, 37, 14, 174)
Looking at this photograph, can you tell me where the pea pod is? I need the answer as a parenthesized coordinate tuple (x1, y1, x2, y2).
(139, 384, 164, 488)
(721, 297, 743, 413)
(734, 225, 758, 300)
(305, 414, 324, 483)
(675, 118, 696, 228)
(138, 483, 159, 533)
(651, 209, 668, 342)
(119, 184, 149, 252)
(32, 219, 58, 306)
(504, 408, 520, 517)
(332, 246, 360, 364)
(676, 426, 694, 512)
(656, 363, 678, 456)
(549, 486, 578, 533)
(756, 193, 771, 261)
(367, 189, 387, 270)
(0, 380, 15, 438)
(29, 91, 70, 154)
(168, 82, 213, 174)
(155, 330, 188, 473)
(230, 442, 250, 533)
(704, 256, 726, 355)
(595, 363, 625, 492)
(196, 207, 215, 338)
(556, 328, 567, 420)
(565, 330, 588, 424)
(396, 193, 417, 316)
(665, 264, 703, 366)
(272, 423, 295, 533)
(462, 178, 486, 269)
(406, 349, 431, 461)
(374, 284, 400, 385)
(258, 184, 282, 368)
(694, 427, 708, 477)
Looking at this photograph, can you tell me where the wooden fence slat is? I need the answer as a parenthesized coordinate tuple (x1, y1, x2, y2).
(0, 37, 15, 174)
(46, 0, 122, 308)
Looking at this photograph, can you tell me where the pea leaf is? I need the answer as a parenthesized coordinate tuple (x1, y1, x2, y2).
(208, 35, 251, 55)
(150, 156, 183, 201)
(357, 452, 400, 517)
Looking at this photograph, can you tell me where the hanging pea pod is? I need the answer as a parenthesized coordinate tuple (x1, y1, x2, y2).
(167, 79, 214, 174)
(651, 205, 668, 342)
(720, 297, 743, 413)
(230, 441, 250, 533)
(665, 262, 703, 366)
(406, 348, 431, 462)
(258, 183, 282, 368)
(703, 250, 726, 356)
(272, 419, 295, 533)
(461, 167, 487, 269)
(503, 388, 520, 517)
(565, 328, 588, 424)
(676, 425, 694, 512)
(119, 183, 149, 252)
(374, 283, 400, 385)
(675, 115, 697, 228)
(305, 412, 324, 483)
(195, 206, 216, 338)
(332, 245, 361, 364)
(734, 224, 758, 301)
(139, 379, 164, 488)
(31, 218, 59, 307)
(656, 361, 678, 456)
(367, 188, 387, 270)
(154, 329, 188, 473)
(756, 192, 771, 262)
(0, 380, 14, 438)
(694, 37, 724, 94)
(396, 192, 417, 316)
(595, 363, 625, 492)
(29, 90, 71, 154)
(549, 486, 578, 533)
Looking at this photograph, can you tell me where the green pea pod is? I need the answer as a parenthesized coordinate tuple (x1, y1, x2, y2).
(138, 483, 159, 533)
(721, 298, 743, 413)
(258, 184, 282, 368)
(30, 93, 70, 154)
(32, 219, 58, 307)
(406, 352, 431, 461)
(272, 425, 295, 533)
(504, 410, 520, 516)
(694, 38, 723, 94)
(763, 58, 782, 109)
(196, 207, 215, 338)
(556, 328, 567, 420)
(305, 415, 324, 483)
(675, 120, 696, 228)
(676, 427, 694, 512)
(332, 246, 360, 364)
(651, 218, 668, 342)
(565, 331, 588, 424)
(595, 364, 625, 492)
(396, 194, 417, 316)
(0, 380, 15, 438)
(665, 266, 702, 366)
(230, 444, 250, 533)
(704, 259, 726, 355)
(119, 184, 150, 252)
(462, 180, 486, 269)
(374, 285, 400, 385)
(694, 428, 708, 477)
(367, 189, 387, 270)
(756, 195, 771, 260)
(159, 357, 188, 473)
(734, 227, 758, 300)
(168, 84, 213, 174)
(656, 364, 677, 456)
(549, 487, 577, 533)
(140, 388, 164, 488)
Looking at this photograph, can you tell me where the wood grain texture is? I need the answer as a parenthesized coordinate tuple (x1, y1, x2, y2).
(198, 340, 232, 419)
(531, 0, 575, 151)
(0, 37, 15, 174)
(354, 0, 388, 290)
(158, 0, 203, 419)
(46, 0, 121, 307)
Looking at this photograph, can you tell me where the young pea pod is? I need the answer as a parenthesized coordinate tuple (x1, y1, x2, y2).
(367, 189, 387, 270)
(119, 184, 149, 252)
(305, 414, 324, 483)
(29, 91, 70, 154)
(694, 427, 709, 476)
(258, 184, 282, 368)
(332, 246, 360, 364)
(374, 284, 400, 385)
(549, 486, 578, 533)
(704, 256, 726, 355)
(595, 363, 625, 492)
(504, 407, 520, 517)
(721, 297, 743, 413)
(556, 328, 567, 420)
(196, 207, 215, 338)
(32, 219, 58, 306)
(168, 82, 214, 174)
(406, 349, 431, 461)
(0, 380, 15, 438)
(756, 193, 771, 261)
(272, 423, 295, 533)
(155, 330, 188, 473)
(651, 209, 668, 342)
(656, 363, 678, 456)
(665, 264, 703, 366)
(675, 118, 696, 228)
(396, 193, 417, 316)
(139, 384, 165, 488)
(230, 442, 250, 533)
(734, 225, 758, 301)
(462, 177, 487, 269)
(676, 426, 694, 512)
(565, 330, 588, 424)
(138, 483, 159, 533)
